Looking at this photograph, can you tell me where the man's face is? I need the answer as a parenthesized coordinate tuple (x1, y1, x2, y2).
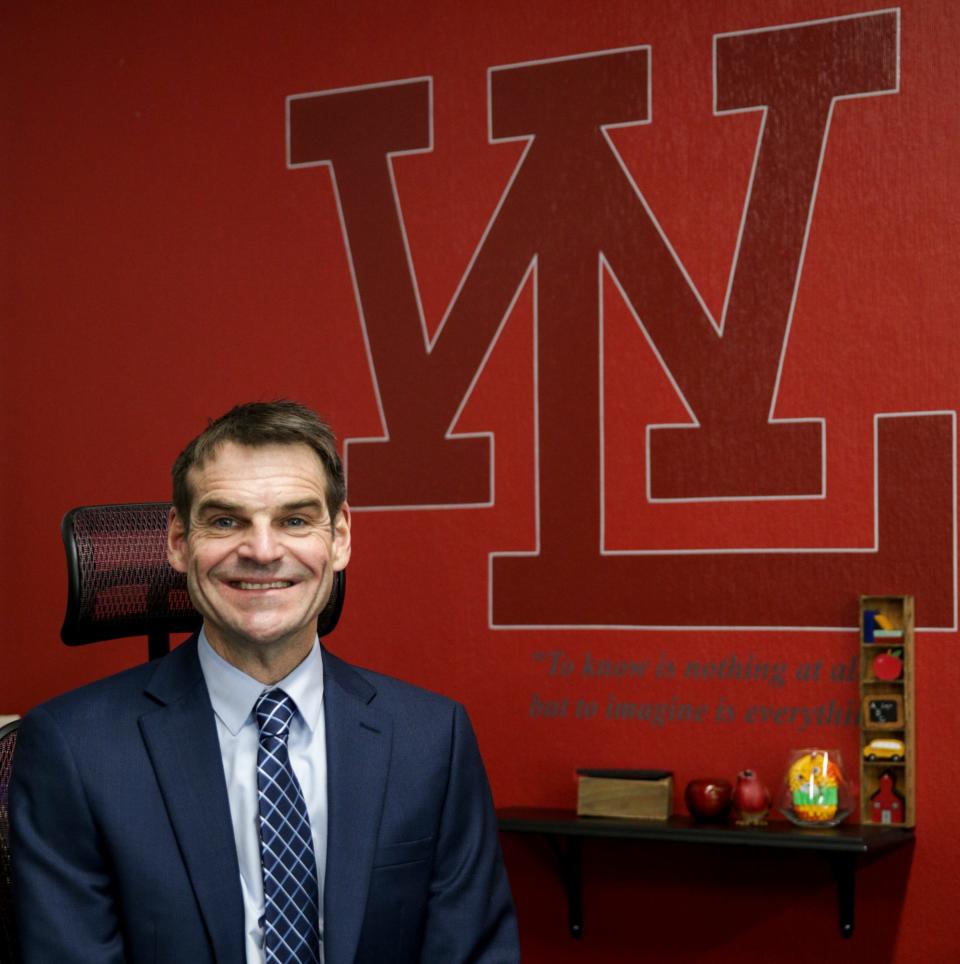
(167, 441, 350, 665)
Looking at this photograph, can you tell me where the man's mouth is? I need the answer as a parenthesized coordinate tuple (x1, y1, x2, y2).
(228, 580, 294, 590)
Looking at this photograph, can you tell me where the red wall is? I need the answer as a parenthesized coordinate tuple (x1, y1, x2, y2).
(3, 2, 958, 960)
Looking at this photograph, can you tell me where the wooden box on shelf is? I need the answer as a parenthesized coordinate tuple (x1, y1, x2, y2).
(576, 769, 673, 820)
(859, 596, 915, 827)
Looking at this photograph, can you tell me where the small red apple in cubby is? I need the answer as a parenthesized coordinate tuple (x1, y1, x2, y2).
(873, 649, 903, 681)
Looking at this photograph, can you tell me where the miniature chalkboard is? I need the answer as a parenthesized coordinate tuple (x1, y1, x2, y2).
(863, 694, 904, 729)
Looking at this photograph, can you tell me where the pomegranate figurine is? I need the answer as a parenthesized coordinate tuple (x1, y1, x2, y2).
(733, 769, 771, 825)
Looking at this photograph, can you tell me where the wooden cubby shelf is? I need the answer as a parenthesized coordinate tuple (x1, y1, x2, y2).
(859, 595, 915, 827)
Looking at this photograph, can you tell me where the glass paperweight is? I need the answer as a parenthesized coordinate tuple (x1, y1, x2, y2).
(777, 748, 852, 828)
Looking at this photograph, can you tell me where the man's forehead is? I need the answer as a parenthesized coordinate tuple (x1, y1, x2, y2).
(187, 441, 328, 491)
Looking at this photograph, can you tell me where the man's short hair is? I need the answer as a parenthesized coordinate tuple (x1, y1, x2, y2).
(172, 400, 346, 528)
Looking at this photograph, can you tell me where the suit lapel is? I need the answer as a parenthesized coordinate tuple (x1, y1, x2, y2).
(139, 639, 245, 963)
(322, 649, 392, 964)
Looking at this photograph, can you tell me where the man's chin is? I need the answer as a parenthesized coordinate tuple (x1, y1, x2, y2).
(208, 619, 314, 654)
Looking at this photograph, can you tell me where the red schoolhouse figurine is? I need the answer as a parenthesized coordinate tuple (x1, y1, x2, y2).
(870, 770, 905, 824)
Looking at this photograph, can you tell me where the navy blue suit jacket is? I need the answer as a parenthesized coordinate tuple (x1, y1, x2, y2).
(10, 638, 519, 962)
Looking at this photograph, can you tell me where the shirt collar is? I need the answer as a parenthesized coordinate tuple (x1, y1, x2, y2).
(197, 628, 325, 736)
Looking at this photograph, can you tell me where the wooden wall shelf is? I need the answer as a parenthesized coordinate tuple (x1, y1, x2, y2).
(859, 596, 915, 826)
(498, 808, 913, 939)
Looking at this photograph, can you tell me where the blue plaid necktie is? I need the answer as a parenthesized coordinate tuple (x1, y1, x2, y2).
(255, 689, 321, 963)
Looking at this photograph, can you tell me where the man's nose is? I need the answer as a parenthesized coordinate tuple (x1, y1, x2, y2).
(237, 521, 283, 564)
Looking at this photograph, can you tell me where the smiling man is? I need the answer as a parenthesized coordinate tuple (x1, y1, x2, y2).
(11, 401, 519, 964)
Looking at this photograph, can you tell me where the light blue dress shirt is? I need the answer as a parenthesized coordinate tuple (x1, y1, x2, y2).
(198, 629, 328, 963)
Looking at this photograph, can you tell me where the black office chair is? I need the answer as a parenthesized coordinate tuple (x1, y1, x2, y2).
(0, 718, 21, 964)
(60, 503, 345, 660)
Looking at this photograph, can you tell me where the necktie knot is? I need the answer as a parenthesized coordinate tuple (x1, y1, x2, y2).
(255, 688, 297, 741)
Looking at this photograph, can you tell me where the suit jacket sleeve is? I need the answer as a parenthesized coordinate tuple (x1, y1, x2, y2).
(419, 702, 520, 962)
(10, 705, 126, 964)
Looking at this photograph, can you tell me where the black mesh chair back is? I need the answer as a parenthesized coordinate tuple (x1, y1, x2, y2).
(60, 503, 345, 660)
(0, 719, 21, 964)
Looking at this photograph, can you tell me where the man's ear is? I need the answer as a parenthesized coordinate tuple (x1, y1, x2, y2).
(331, 502, 351, 572)
(167, 506, 188, 573)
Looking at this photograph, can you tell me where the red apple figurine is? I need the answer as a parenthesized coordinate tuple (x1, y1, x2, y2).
(873, 649, 903, 681)
(733, 769, 771, 825)
(685, 778, 733, 820)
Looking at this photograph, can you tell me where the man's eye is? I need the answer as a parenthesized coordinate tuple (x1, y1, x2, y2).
(212, 517, 236, 529)
(285, 517, 306, 527)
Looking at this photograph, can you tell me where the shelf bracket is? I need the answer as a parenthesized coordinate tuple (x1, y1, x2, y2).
(546, 835, 583, 938)
(829, 853, 856, 938)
